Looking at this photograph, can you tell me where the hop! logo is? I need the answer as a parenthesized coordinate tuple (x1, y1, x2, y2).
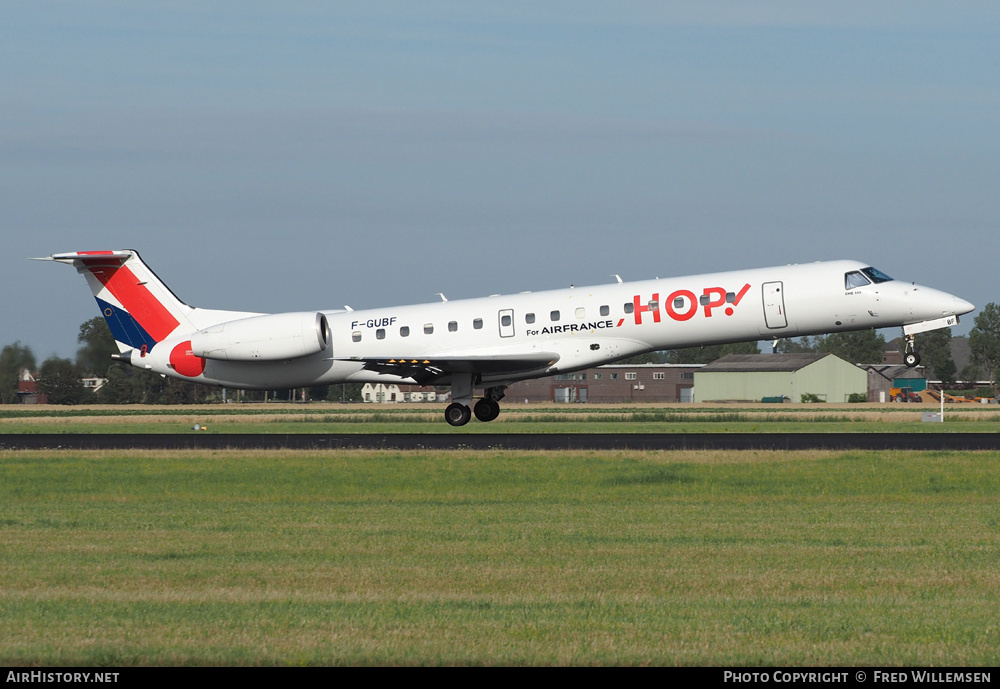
(632, 283, 751, 325)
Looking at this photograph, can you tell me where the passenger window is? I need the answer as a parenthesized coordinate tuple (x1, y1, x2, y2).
(501, 315, 512, 327)
(624, 303, 634, 314)
(648, 300, 658, 312)
(600, 305, 609, 317)
(376, 328, 385, 340)
(448, 321, 458, 332)
(550, 310, 560, 322)
(726, 292, 736, 304)
(400, 326, 410, 337)
(699, 295, 710, 306)
(424, 324, 434, 335)
(575, 307, 585, 319)
(525, 313, 535, 324)
(674, 296, 686, 309)
(845, 271, 871, 289)
(352, 331, 362, 343)
(473, 318, 483, 330)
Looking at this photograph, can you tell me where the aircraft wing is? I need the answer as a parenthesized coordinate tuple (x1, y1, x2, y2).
(339, 352, 560, 385)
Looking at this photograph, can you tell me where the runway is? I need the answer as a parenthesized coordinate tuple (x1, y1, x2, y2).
(3, 432, 1000, 451)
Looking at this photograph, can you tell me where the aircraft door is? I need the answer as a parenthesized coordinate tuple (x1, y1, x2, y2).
(762, 281, 787, 329)
(498, 309, 515, 338)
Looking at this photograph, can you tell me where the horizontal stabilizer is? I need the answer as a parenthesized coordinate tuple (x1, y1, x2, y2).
(33, 251, 135, 264)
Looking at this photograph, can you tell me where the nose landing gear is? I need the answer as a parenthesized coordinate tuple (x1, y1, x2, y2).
(903, 333, 921, 368)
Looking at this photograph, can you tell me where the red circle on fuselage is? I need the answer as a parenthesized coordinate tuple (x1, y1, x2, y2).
(170, 341, 206, 378)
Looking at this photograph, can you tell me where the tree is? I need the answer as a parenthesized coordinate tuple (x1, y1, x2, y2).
(664, 341, 761, 364)
(159, 377, 212, 404)
(308, 385, 330, 401)
(914, 328, 956, 383)
(959, 362, 982, 383)
(817, 329, 886, 364)
(77, 317, 117, 377)
(969, 303, 1000, 390)
(37, 356, 85, 405)
(95, 365, 214, 404)
(0, 342, 37, 404)
(96, 366, 145, 404)
(774, 336, 820, 354)
(934, 357, 957, 385)
(618, 351, 669, 365)
(327, 382, 364, 402)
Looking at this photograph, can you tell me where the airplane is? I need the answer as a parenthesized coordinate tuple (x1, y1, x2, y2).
(38, 250, 974, 425)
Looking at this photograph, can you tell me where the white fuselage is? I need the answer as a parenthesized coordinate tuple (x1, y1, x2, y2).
(137, 259, 973, 390)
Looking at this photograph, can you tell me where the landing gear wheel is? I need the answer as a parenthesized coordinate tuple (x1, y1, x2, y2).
(902, 331, 920, 368)
(445, 403, 472, 427)
(474, 398, 501, 422)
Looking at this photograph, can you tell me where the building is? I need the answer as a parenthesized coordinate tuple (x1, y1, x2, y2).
(363, 354, 875, 405)
(693, 353, 867, 403)
(865, 364, 927, 403)
(16, 369, 46, 404)
(82, 377, 107, 394)
(364, 364, 700, 404)
(361, 383, 403, 403)
(397, 385, 444, 403)
(505, 363, 702, 403)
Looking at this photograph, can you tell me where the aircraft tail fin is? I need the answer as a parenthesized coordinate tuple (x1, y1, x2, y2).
(39, 250, 195, 355)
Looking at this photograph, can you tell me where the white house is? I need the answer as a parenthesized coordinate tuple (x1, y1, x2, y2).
(361, 383, 402, 403)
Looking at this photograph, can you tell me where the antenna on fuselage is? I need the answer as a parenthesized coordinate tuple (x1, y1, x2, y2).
(612, 274, 622, 284)
(436, 293, 448, 302)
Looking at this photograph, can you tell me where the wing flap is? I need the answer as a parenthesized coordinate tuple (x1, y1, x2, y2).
(339, 352, 560, 385)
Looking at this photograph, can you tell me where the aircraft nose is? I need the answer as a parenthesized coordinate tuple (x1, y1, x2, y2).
(936, 291, 974, 317)
(913, 285, 975, 319)
(954, 297, 975, 316)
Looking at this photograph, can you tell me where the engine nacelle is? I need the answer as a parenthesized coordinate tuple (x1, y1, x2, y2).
(190, 312, 331, 361)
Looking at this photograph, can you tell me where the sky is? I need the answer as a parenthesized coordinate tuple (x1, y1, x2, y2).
(3, 1, 999, 360)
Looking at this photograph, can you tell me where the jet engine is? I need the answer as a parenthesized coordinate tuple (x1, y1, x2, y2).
(190, 312, 331, 361)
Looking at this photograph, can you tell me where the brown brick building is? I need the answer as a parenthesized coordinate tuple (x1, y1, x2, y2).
(504, 363, 702, 403)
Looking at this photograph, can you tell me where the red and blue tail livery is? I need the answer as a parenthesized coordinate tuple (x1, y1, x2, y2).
(42, 251, 190, 355)
(38, 249, 973, 426)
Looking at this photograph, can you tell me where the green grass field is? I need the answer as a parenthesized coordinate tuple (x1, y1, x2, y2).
(2, 447, 998, 665)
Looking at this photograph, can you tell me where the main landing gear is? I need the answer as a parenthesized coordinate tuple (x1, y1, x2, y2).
(903, 333, 921, 368)
(473, 397, 501, 422)
(444, 402, 472, 426)
(444, 385, 506, 427)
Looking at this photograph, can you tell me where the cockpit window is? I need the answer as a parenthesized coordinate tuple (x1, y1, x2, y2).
(861, 267, 893, 284)
(845, 271, 871, 289)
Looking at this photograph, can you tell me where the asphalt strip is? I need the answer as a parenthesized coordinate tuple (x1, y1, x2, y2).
(2, 433, 999, 451)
